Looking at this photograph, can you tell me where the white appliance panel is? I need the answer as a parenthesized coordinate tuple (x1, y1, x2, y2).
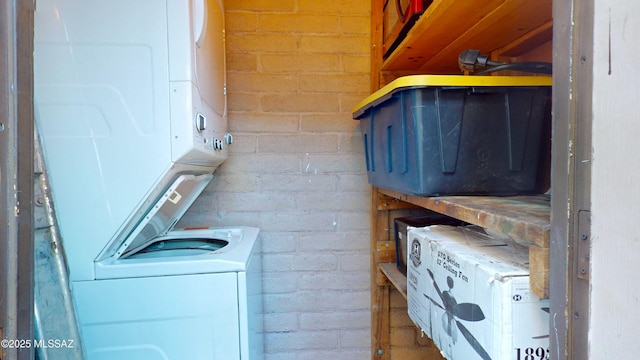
(194, 0, 227, 118)
(169, 81, 228, 165)
(168, 0, 226, 117)
(74, 273, 241, 360)
(76, 228, 262, 359)
(239, 236, 264, 360)
(167, 0, 228, 165)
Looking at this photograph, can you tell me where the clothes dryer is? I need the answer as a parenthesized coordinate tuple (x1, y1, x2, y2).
(34, 0, 229, 282)
(34, 1, 263, 358)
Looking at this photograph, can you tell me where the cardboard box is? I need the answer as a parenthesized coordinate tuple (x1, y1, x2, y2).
(407, 225, 549, 360)
(394, 213, 465, 275)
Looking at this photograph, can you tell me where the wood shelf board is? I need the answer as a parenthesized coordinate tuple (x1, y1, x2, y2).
(381, 250, 548, 300)
(379, 263, 408, 299)
(378, 188, 550, 248)
(380, 235, 549, 300)
(382, 0, 552, 73)
(493, 20, 554, 58)
(376, 190, 422, 211)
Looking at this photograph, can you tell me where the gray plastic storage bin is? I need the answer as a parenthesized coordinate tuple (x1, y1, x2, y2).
(352, 75, 551, 196)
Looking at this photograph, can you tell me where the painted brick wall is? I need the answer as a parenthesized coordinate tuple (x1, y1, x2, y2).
(180, 0, 372, 359)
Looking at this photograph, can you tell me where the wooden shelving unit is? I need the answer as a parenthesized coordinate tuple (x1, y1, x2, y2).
(367, 0, 554, 359)
(382, 0, 553, 73)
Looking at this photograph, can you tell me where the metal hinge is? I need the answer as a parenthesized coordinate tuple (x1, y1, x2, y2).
(576, 210, 591, 280)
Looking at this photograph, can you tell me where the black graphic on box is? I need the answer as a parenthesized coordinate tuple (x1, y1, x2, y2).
(424, 268, 491, 360)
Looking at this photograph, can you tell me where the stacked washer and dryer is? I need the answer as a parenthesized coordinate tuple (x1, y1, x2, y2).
(34, 1, 263, 359)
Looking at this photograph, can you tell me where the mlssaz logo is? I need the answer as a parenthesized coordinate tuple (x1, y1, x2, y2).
(410, 239, 421, 267)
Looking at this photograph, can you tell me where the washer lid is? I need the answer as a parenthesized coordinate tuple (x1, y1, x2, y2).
(113, 173, 213, 259)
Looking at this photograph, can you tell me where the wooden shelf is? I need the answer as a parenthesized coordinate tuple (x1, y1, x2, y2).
(379, 263, 407, 299)
(376, 188, 551, 298)
(368, 1, 554, 357)
(382, 0, 553, 73)
(377, 189, 550, 247)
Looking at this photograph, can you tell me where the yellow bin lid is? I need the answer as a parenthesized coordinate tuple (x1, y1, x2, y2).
(352, 75, 552, 119)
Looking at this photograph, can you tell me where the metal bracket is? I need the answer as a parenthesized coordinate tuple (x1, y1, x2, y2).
(576, 210, 591, 280)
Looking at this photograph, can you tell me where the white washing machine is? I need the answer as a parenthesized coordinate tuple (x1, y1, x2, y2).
(34, 0, 263, 358)
(76, 223, 263, 360)
(73, 174, 263, 360)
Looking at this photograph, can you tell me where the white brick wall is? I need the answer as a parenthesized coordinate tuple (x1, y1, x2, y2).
(179, 0, 372, 358)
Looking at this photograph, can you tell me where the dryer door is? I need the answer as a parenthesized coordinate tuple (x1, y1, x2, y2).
(193, 0, 226, 118)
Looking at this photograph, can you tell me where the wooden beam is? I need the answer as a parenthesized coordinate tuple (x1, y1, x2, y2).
(530, 245, 550, 298)
(371, 186, 391, 360)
